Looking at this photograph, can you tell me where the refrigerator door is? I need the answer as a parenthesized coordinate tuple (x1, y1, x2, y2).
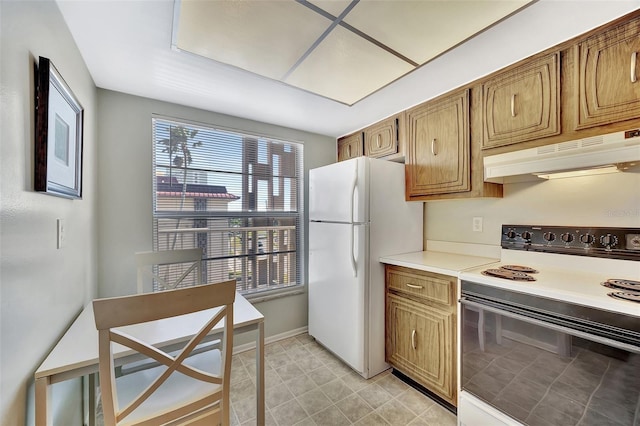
(308, 221, 369, 374)
(309, 157, 369, 223)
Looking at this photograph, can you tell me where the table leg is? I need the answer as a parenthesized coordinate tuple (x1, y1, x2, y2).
(88, 373, 97, 426)
(35, 376, 51, 426)
(256, 321, 265, 425)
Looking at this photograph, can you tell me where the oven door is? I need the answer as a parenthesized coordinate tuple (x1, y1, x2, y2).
(460, 288, 640, 426)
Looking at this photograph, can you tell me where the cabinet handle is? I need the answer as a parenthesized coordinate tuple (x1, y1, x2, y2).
(376, 134, 382, 148)
(431, 138, 438, 156)
(631, 52, 637, 83)
(347, 145, 352, 157)
(406, 283, 423, 289)
(511, 94, 516, 117)
(411, 329, 417, 349)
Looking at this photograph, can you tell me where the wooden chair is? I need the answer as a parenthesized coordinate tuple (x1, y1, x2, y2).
(93, 280, 236, 426)
(135, 248, 203, 294)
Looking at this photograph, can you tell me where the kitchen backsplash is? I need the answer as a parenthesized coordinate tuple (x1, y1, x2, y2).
(424, 171, 640, 246)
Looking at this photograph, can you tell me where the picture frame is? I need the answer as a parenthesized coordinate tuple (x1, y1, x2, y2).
(35, 56, 84, 199)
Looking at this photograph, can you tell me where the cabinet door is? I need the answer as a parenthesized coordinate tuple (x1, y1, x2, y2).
(482, 53, 560, 149)
(576, 17, 640, 129)
(406, 89, 470, 198)
(386, 293, 456, 405)
(364, 115, 399, 158)
(337, 132, 363, 162)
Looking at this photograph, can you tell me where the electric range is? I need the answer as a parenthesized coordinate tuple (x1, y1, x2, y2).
(457, 225, 640, 426)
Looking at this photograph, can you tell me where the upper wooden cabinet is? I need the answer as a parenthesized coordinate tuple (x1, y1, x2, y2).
(575, 16, 640, 130)
(337, 131, 363, 162)
(482, 53, 561, 149)
(406, 89, 471, 199)
(364, 114, 402, 159)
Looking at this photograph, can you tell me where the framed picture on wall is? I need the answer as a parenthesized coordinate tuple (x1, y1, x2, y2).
(34, 56, 84, 199)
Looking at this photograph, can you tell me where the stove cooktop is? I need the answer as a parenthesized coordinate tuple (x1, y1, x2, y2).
(602, 278, 640, 303)
(459, 225, 640, 316)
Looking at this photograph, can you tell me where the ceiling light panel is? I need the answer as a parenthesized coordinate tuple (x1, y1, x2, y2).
(342, 0, 534, 65)
(175, 0, 332, 80)
(285, 24, 414, 105)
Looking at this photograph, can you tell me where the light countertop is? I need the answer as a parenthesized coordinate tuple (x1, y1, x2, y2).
(379, 251, 499, 277)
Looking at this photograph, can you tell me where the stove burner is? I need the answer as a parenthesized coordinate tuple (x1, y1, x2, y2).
(601, 279, 640, 291)
(608, 291, 640, 303)
(482, 269, 536, 281)
(501, 265, 539, 274)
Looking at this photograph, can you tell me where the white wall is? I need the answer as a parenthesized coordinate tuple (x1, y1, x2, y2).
(96, 89, 336, 340)
(0, 1, 98, 424)
(425, 172, 640, 246)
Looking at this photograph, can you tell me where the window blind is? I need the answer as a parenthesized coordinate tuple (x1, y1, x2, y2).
(152, 117, 304, 296)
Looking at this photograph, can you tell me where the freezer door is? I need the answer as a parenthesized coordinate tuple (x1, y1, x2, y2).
(308, 221, 368, 374)
(309, 157, 369, 223)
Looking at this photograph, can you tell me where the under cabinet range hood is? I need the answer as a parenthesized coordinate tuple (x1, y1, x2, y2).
(483, 129, 640, 183)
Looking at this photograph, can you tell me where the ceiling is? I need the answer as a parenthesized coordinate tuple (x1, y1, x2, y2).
(55, 1, 639, 138)
(174, 0, 530, 105)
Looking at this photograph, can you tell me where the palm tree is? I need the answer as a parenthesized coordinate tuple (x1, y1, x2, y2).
(159, 125, 202, 249)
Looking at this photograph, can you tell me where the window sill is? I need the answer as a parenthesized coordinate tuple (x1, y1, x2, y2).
(243, 286, 305, 304)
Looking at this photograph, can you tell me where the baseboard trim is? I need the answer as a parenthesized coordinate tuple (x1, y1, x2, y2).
(233, 326, 308, 354)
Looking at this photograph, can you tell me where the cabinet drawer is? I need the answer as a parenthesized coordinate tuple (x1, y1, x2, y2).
(386, 265, 455, 306)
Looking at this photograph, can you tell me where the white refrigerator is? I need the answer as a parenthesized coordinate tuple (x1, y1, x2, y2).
(308, 156, 423, 379)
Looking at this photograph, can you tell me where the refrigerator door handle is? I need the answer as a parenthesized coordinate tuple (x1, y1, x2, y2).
(350, 223, 357, 277)
(350, 160, 358, 223)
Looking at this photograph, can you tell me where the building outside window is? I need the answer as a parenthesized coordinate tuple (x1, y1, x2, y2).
(152, 117, 304, 297)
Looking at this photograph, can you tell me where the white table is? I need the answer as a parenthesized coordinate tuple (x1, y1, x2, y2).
(35, 293, 264, 425)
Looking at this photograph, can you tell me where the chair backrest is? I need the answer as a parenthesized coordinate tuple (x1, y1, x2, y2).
(93, 280, 236, 426)
(135, 248, 203, 293)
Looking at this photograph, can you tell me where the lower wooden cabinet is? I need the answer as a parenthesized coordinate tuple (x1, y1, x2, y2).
(385, 265, 457, 406)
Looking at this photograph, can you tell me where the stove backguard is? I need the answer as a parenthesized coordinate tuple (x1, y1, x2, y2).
(501, 225, 640, 261)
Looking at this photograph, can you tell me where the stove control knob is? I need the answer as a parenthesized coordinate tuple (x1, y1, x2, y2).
(506, 230, 517, 239)
(580, 234, 595, 244)
(521, 231, 532, 240)
(543, 232, 556, 242)
(600, 234, 618, 248)
(561, 233, 574, 243)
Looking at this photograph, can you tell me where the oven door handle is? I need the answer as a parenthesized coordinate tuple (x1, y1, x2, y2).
(460, 297, 640, 354)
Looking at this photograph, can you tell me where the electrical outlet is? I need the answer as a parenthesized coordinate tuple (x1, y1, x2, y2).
(472, 217, 483, 232)
(57, 219, 65, 249)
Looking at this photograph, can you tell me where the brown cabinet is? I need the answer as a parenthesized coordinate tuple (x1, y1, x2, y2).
(385, 265, 457, 406)
(364, 114, 402, 159)
(575, 16, 640, 130)
(337, 131, 363, 162)
(482, 53, 561, 149)
(405, 89, 470, 199)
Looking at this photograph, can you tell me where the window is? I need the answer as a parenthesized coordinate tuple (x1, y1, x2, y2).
(152, 117, 304, 297)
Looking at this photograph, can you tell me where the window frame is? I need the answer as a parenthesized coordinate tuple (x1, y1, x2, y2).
(151, 115, 305, 300)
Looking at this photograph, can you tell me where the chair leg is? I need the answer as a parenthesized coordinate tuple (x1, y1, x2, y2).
(495, 313, 503, 345)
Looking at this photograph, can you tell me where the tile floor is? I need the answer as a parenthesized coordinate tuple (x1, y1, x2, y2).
(229, 333, 457, 425)
(96, 332, 457, 425)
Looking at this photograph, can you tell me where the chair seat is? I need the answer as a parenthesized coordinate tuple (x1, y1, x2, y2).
(115, 350, 222, 425)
